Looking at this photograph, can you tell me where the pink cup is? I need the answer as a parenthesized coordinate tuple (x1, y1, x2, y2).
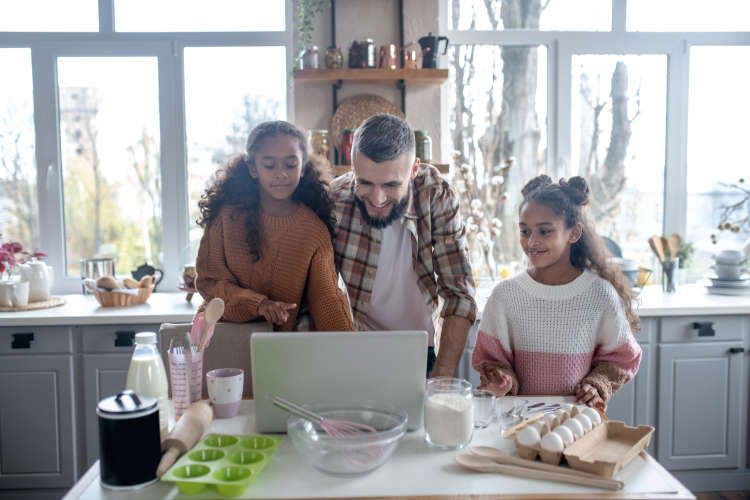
(206, 368, 244, 418)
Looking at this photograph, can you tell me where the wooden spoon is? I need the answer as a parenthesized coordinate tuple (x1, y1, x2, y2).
(648, 235, 666, 263)
(198, 297, 225, 352)
(469, 446, 624, 489)
(455, 454, 622, 491)
(668, 234, 682, 262)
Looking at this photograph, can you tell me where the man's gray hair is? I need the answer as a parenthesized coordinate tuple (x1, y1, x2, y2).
(352, 114, 415, 163)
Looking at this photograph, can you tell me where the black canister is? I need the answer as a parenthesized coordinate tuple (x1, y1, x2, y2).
(97, 390, 161, 489)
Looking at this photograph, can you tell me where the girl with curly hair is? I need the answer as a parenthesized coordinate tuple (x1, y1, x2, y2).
(472, 175, 641, 409)
(195, 121, 353, 331)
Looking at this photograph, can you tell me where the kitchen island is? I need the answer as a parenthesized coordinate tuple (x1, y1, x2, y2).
(63, 397, 694, 500)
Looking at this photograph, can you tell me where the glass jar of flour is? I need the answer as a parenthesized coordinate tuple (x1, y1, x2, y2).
(424, 377, 473, 449)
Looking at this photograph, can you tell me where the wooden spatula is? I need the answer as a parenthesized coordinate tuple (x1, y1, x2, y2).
(455, 454, 622, 490)
(648, 235, 666, 263)
(667, 234, 682, 262)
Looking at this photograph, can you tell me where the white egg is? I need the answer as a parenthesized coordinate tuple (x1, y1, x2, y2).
(540, 431, 564, 452)
(574, 413, 593, 432)
(543, 413, 558, 427)
(517, 426, 541, 447)
(562, 418, 584, 439)
(581, 407, 602, 425)
(560, 403, 575, 413)
(552, 425, 574, 445)
(532, 420, 547, 433)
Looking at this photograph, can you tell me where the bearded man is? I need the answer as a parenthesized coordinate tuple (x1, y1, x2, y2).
(330, 114, 477, 377)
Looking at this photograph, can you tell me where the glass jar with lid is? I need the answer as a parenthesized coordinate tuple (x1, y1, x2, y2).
(414, 130, 432, 163)
(339, 129, 355, 165)
(301, 45, 319, 69)
(325, 46, 343, 69)
(308, 129, 331, 163)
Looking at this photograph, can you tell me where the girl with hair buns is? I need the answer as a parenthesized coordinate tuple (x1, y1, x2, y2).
(195, 120, 354, 331)
(471, 175, 641, 409)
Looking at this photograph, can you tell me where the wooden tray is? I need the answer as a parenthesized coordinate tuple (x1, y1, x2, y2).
(0, 296, 66, 312)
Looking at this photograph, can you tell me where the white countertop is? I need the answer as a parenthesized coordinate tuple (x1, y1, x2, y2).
(63, 397, 693, 500)
(476, 281, 750, 317)
(1, 283, 748, 328)
(0, 292, 199, 326)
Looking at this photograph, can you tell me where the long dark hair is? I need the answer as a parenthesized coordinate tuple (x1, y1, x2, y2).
(520, 175, 640, 331)
(196, 121, 336, 261)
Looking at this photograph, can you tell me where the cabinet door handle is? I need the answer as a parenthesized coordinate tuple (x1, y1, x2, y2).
(729, 347, 745, 354)
(114, 331, 135, 347)
(11, 333, 34, 349)
(692, 321, 715, 337)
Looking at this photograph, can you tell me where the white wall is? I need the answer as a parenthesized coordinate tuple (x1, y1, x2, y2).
(293, 0, 445, 163)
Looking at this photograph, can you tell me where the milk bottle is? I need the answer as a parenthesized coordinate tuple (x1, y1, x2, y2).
(125, 331, 169, 439)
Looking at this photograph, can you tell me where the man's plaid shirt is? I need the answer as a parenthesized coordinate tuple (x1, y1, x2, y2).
(330, 164, 477, 330)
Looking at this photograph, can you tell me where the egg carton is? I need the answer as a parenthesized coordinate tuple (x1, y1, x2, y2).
(508, 406, 654, 477)
(160, 433, 283, 497)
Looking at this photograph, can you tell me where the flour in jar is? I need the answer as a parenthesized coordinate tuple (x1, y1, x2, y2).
(424, 392, 473, 447)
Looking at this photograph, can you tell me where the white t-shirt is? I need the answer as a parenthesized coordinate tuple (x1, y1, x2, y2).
(361, 221, 436, 345)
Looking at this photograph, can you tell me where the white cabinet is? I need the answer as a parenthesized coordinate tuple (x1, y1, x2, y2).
(0, 327, 76, 490)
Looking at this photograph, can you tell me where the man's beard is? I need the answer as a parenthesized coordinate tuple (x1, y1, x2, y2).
(354, 188, 410, 229)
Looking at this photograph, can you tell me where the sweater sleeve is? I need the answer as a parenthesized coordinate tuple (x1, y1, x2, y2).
(582, 289, 642, 402)
(305, 240, 355, 331)
(195, 213, 267, 322)
(471, 287, 514, 372)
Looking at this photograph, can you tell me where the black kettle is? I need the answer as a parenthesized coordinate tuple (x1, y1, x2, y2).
(131, 262, 164, 290)
(418, 32, 449, 69)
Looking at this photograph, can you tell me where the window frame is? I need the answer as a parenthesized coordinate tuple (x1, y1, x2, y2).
(442, 0, 750, 253)
(0, 0, 295, 293)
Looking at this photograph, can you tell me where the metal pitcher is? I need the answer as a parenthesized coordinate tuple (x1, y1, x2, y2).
(81, 258, 116, 294)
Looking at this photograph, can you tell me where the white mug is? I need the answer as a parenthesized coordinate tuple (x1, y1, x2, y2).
(0, 281, 30, 308)
(206, 368, 244, 418)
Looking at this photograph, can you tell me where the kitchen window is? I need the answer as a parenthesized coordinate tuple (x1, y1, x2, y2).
(445, 0, 750, 278)
(0, 0, 294, 292)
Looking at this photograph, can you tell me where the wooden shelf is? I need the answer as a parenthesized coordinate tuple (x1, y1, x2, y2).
(294, 68, 449, 85)
(332, 163, 449, 177)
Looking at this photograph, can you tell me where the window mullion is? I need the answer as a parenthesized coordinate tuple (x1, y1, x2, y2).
(31, 46, 69, 292)
(98, 0, 114, 34)
(555, 40, 573, 180)
(158, 44, 188, 291)
(663, 41, 689, 237)
(612, 0, 627, 32)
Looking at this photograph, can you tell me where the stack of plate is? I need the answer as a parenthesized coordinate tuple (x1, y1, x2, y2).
(704, 272, 750, 295)
(704, 249, 750, 295)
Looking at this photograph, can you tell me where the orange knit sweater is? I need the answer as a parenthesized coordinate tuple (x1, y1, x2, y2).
(195, 204, 354, 331)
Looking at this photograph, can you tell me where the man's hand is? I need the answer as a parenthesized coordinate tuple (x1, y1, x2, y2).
(574, 382, 605, 409)
(258, 299, 296, 325)
(477, 361, 515, 397)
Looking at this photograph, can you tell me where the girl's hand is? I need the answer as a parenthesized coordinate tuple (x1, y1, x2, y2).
(258, 299, 296, 325)
(574, 382, 605, 409)
(478, 367, 513, 397)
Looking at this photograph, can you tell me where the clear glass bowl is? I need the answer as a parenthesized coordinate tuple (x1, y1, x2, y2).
(286, 403, 407, 476)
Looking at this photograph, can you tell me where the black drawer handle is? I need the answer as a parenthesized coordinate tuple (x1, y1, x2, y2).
(729, 347, 745, 354)
(11, 333, 34, 349)
(692, 321, 715, 337)
(114, 331, 135, 347)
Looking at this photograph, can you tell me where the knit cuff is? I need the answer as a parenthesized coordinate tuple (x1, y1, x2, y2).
(581, 361, 631, 403)
(224, 289, 267, 322)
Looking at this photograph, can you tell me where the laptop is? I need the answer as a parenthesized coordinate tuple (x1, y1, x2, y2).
(251, 330, 427, 432)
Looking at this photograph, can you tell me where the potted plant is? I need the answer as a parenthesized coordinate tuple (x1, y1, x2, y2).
(0, 239, 47, 306)
(294, 0, 327, 69)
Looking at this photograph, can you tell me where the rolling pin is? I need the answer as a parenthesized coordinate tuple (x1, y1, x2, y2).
(156, 400, 214, 476)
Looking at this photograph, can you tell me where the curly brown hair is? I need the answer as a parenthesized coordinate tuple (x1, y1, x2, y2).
(196, 121, 336, 261)
(520, 175, 640, 331)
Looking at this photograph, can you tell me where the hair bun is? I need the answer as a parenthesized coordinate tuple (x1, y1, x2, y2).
(561, 176, 590, 206)
(521, 175, 553, 197)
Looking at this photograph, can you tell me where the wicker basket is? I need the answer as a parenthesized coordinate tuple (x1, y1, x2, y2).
(85, 276, 156, 307)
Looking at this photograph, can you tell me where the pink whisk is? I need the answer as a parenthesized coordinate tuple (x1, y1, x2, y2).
(272, 396, 377, 437)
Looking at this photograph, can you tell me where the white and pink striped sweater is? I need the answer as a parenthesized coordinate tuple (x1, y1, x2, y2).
(472, 270, 641, 398)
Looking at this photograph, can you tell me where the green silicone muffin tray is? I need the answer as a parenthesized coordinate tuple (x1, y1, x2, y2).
(160, 433, 283, 497)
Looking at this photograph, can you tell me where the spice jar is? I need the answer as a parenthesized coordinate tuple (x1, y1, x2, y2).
(325, 46, 343, 69)
(424, 377, 473, 449)
(308, 129, 331, 163)
(339, 129, 355, 165)
(301, 45, 319, 69)
(414, 130, 432, 163)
